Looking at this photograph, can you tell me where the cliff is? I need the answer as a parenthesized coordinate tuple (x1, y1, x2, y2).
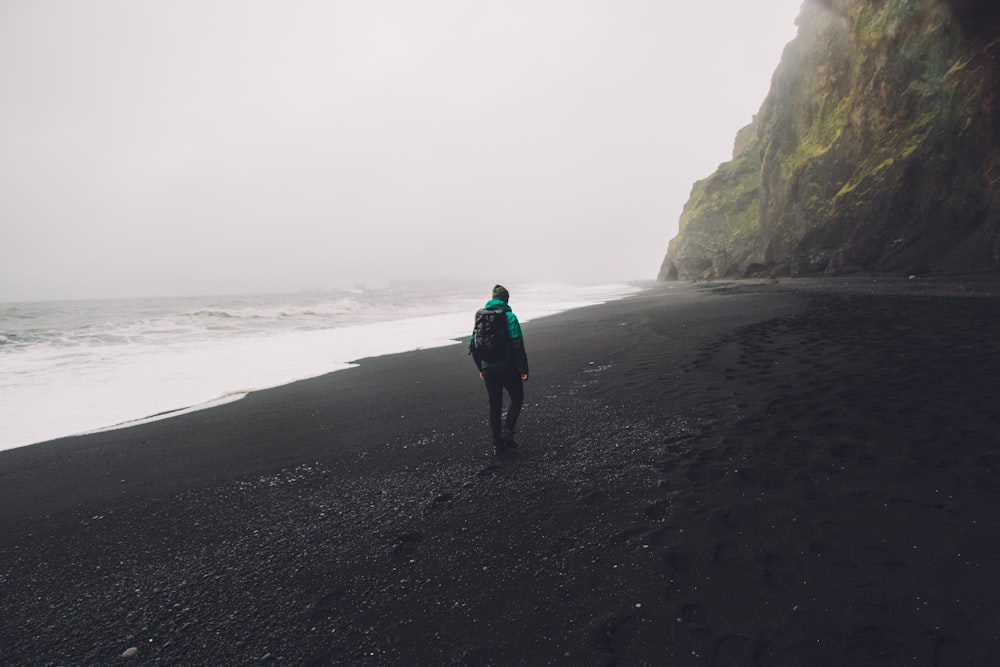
(660, 0, 1000, 280)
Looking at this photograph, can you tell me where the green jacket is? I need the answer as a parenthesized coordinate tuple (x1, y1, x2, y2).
(469, 299, 530, 374)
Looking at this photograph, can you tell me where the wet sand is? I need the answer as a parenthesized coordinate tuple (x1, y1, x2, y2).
(2, 277, 1000, 665)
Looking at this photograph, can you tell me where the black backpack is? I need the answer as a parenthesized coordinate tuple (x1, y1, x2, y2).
(473, 308, 509, 363)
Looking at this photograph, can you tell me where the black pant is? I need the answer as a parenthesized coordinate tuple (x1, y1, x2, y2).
(482, 366, 524, 442)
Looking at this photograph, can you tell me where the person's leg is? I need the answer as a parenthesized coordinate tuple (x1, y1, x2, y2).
(482, 367, 505, 445)
(501, 367, 524, 438)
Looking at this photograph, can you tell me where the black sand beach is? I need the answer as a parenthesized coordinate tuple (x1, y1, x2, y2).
(3, 278, 1000, 665)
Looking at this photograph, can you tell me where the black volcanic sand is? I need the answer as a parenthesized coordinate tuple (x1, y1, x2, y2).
(3, 277, 1000, 666)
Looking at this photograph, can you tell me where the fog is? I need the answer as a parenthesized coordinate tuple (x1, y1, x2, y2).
(0, 1, 801, 302)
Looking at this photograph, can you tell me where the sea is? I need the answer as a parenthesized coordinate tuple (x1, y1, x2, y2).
(0, 283, 644, 451)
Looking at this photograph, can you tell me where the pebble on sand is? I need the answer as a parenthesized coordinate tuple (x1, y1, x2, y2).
(122, 647, 138, 659)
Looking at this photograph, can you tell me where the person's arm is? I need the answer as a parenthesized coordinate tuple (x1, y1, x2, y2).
(507, 314, 529, 379)
(468, 334, 482, 371)
(511, 337, 529, 380)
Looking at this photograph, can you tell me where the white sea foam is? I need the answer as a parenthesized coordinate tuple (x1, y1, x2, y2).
(0, 283, 643, 451)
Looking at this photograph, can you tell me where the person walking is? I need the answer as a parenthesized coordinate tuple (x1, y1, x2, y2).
(469, 284, 529, 454)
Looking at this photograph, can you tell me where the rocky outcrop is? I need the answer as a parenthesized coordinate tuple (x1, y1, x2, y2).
(660, 0, 1000, 280)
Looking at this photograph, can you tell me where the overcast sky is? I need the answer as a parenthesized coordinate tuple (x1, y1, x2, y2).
(0, 1, 802, 301)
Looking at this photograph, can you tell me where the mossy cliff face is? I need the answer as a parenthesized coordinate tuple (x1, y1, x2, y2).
(660, 0, 1000, 280)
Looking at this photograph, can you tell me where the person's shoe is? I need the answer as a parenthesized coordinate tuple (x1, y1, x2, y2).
(493, 438, 507, 456)
(501, 428, 518, 449)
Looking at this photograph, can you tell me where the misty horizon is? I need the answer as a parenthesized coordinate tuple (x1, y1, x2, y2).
(1, 1, 802, 302)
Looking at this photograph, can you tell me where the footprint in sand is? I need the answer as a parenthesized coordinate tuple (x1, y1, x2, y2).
(861, 543, 907, 570)
(641, 526, 674, 548)
(653, 459, 679, 474)
(809, 541, 838, 555)
(759, 552, 794, 591)
(685, 462, 708, 481)
(309, 587, 347, 619)
(390, 531, 425, 561)
(762, 475, 786, 490)
(643, 499, 670, 520)
(720, 505, 753, 531)
(669, 550, 694, 573)
(934, 637, 971, 665)
(589, 612, 639, 653)
(713, 541, 738, 562)
(750, 626, 781, 661)
(735, 467, 761, 487)
(714, 634, 751, 664)
(678, 602, 712, 640)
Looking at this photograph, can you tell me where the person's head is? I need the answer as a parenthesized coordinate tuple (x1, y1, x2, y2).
(492, 284, 510, 303)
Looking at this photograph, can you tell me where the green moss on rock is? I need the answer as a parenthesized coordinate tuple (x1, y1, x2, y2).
(661, 0, 1000, 281)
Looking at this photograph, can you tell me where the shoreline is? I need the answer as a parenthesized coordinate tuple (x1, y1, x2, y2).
(3, 277, 1000, 664)
(79, 392, 250, 437)
(1, 282, 646, 453)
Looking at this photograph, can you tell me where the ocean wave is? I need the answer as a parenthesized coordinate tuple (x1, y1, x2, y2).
(0, 330, 56, 349)
(187, 309, 239, 319)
